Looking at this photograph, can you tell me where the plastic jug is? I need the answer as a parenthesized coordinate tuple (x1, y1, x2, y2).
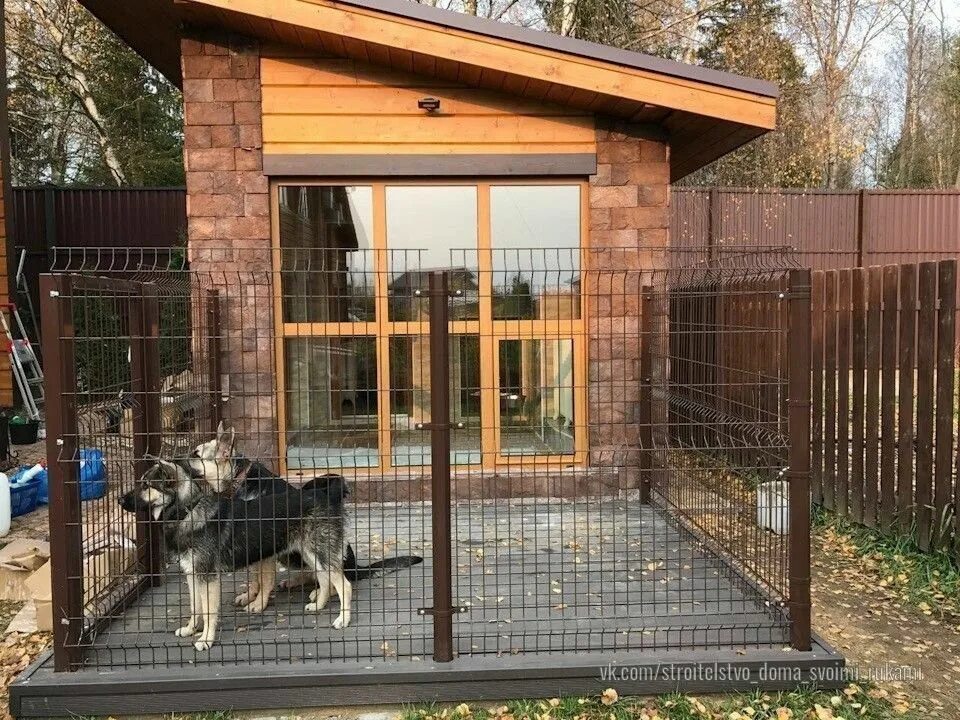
(0, 472, 10, 538)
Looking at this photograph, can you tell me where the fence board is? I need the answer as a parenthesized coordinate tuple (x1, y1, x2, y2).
(836, 269, 851, 516)
(935, 261, 957, 547)
(813, 258, 958, 554)
(879, 265, 898, 532)
(850, 268, 866, 524)
(914, 262, 936, 550)
(863, 266, 882, 528)
(896, 264, 917, 534)
(823, 272, 837, 511)
(810, 271, 824, 506)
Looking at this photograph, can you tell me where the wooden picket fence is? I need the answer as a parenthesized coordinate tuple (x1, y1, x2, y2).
(812, 259, 959, 551)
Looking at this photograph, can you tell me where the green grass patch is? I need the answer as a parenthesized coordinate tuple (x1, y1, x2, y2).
(401, 683, 918, 720)
(815, 508, 960, 617)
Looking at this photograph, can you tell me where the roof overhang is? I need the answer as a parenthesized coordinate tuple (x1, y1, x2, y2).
(77, 0, 778, 179)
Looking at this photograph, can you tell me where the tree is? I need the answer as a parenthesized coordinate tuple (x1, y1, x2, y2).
(688, 0, 823, 186)
(786, 0, 895, 187)
(5, 0, 183, 186)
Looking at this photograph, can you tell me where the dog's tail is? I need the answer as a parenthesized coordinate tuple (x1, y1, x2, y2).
(342, 544, 424, 582)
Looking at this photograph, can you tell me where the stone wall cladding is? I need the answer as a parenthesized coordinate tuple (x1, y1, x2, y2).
(588, 119, 670, 480)
(182, 30, 276, 457)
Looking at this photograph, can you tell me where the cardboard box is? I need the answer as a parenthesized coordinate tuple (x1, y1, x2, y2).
(0, 540, 50, 602)
(24, 561, 51, 632)
(12, 546, 136, 633)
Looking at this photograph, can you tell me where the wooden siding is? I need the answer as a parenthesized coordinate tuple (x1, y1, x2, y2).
(260, 52, 596, 156)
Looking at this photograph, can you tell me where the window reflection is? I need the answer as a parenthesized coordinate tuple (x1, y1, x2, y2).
(280, 186, 375, 323)
(285, 337, 379, 468)
(499, 338, 575, 455)
(386, 186, 479, 321)
(491, 186, 581, 320)
(389, 335, 481, 465)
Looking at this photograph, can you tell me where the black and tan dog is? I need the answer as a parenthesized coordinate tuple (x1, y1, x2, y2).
(121, 458, 353, 651)
(183, 422, 422, 613)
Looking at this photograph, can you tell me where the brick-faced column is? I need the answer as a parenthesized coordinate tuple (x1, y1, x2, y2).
(588, 119, 669, 482)
(182, 30, 276, 459)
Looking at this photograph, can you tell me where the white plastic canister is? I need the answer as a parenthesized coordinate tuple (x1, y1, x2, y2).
(756, 479, 789, 535)
(0, 472, 10, 538)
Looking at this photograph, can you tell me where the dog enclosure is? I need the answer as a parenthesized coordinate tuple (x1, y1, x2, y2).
(12, 244, 839, 717)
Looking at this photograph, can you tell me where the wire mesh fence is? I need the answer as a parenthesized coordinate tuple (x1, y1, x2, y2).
(39, 240, 810, 672)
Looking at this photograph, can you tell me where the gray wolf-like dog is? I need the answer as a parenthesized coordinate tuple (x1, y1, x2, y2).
(184, 422, 422, 610)
(120, 458, 352, 651)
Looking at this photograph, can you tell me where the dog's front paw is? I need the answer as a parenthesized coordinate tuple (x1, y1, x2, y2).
(194, 639, 213, 652)
(175, 624, 199, 637)
(332, 612, 351, 629)
(304, 601, 320, 612)
(234, 591, 255, 607)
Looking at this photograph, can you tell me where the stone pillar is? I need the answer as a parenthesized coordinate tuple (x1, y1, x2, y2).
(181, 30, 276, 458)
(587, 119, 670, 478)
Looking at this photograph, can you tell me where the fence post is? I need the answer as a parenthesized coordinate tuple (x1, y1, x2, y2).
(130, 283, 164, 584)
(787, 269, 812, 651)
(425, 270, 455, 662)
(39, 274, 83, 671)
(639, 286, 654, 503)
(206, 288, 223, 432)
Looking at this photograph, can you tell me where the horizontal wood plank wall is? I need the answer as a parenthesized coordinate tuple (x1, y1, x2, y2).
(260, 52, 596, 157)
(814, 259, 959, 554)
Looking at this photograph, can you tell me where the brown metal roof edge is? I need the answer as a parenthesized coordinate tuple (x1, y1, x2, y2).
(325, 0, 779, 99)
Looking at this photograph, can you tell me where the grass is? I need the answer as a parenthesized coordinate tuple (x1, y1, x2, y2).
(400, 684, 919, 720)
(814, 508, 960, 617)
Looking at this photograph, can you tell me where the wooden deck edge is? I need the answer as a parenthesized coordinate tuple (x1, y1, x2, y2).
(11, 644, 844, 718)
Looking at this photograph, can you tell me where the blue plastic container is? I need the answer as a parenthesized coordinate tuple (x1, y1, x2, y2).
(31, 448, 107, 505)
(10, 476, 41, 518)
(78, 448, 107, 501)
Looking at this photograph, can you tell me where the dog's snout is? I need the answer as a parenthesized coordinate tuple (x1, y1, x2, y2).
(189, 449, 201, 459)
(119, 490, 138, 512)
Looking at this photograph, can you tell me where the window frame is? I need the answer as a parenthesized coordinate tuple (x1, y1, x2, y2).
(271, 178, 590, 474)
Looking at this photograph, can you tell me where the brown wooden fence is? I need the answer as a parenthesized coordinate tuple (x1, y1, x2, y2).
(812, 259, 959, 551)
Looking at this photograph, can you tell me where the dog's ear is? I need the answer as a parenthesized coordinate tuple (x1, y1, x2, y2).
(216, 420, 226, 439)
(215, 426, 236, 461)
(140, 461, 165, 484)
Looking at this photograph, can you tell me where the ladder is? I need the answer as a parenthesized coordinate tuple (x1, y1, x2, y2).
(1, 303, 44, 420)
(14, 249, 40, 346)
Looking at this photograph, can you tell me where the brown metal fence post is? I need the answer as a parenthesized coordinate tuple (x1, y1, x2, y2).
(39, 273, 83, 671)
(639, 286, 654, 503)
(787, 269, 812, 651)
(425, 270, 455, 662)
(206, 288, 223, 432)
(130, 283, 164, 583)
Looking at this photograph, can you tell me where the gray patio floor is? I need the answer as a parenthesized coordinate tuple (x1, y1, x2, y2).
(67, 497, 790, 669)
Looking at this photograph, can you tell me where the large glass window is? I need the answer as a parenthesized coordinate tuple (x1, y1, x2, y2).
(285, 337, 379, 469)
(280, 186, 375, 323)
(276, 182, 585, 471)
(491, 185, 581, 320)
(389, 335, 482, 466)
(498, 339, 575, 455)
(386, 186, 479, 322)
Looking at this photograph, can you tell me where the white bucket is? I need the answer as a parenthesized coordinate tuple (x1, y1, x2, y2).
(756, 479, 789, 535)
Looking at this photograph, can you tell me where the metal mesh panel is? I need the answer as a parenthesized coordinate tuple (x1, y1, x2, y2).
(40, 240, 808, 673)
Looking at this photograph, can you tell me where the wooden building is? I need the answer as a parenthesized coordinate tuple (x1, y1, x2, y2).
(75, 0, 777, 477)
